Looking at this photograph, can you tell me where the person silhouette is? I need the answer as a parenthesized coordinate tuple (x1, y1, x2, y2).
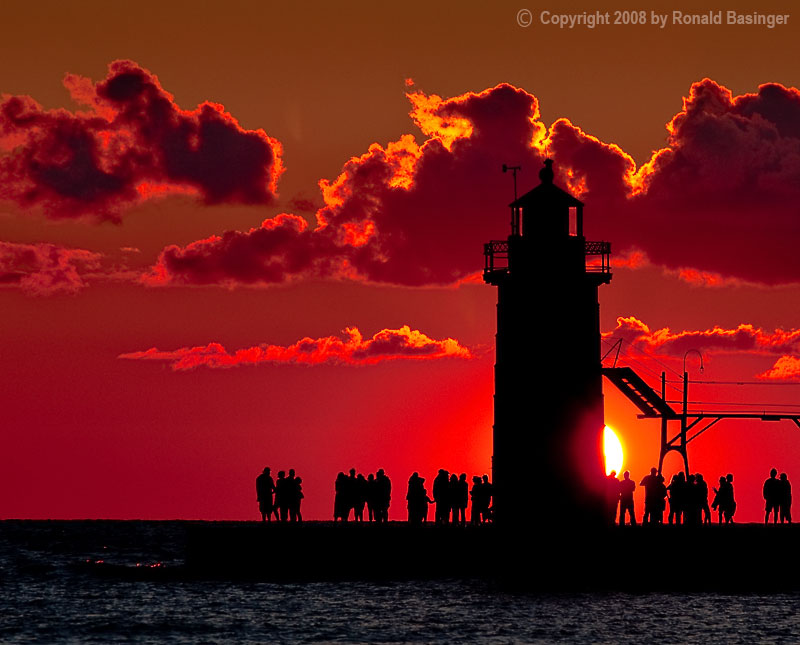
(290, 476, 304, 522)
(640, 467, 661, 525)
(448, 473, 460, 524)
(433, 469, 450, 524)
(696, 473, 711, 524)
(407, 472, 420, 523)
(666, 474, 678, 524)
(283, 469, 297, 522)
(667, 472, 686, 525)
(407, 472, 433, 524)
(274, 471, 288, 522)
(375, 469, 391, 523)
(481, 474, 493, 522)
(711, 476, 726, 524)
(334, 472, 348, 522)
(354, 473, 368, 522)
(606, 470, 620, 525)
(723, 473, 736, 523)
(764, 468, 780, 524)
(618, 471, 636, 526)
(454, 473, 468, 525)
(366, 473, 376, 522)
(779, 473, 792, 524)
(255, 467, 275, 522)
(470, 476, 483, 524)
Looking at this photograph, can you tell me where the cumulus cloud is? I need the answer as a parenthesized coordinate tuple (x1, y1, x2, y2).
(604, 316, 800, 357)
(626, 80, 800, 284)
(6, 68, 794, 286)
(118, 325, 472, 370)
(149, 78, 800, 288)
(142, 213, 337, 286)
(0, 60, 283, 220)
(545, 80, 800, 285)
(759, 356, 800, 381)
(0, 241, 102, 295)
(147, 84, 547, 286)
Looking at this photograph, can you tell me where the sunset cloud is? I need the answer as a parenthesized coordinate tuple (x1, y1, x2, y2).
(544, 80, 800, 284)
(674, 268, 745, 288)
(142, 213, 340, 286)
(626, 79, 800, 285)
(118, 325, 472, 370)
(0, 60, 283, 220)
(148, 84, 547, 287)
(604, 316, 800, 357)
(5, 66, 796, 285)
(758, 356, 800, 381)
(0, 241, 102, 295)
(149, 78, 800, 288)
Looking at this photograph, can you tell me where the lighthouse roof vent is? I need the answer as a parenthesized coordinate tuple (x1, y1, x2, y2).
(509, 159, 583, 208)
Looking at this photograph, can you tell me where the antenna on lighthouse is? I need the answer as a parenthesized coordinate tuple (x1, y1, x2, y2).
(502, 164, 521, 201)
(503, 164, 522, 235)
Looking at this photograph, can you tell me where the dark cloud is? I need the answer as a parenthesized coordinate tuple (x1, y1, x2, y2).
(144, 214, 342, 286)
(628, 79, 800, 284)
(148, 84, 545, 286)
(146, 78, 800, 287)
(0, 60, 283, 220)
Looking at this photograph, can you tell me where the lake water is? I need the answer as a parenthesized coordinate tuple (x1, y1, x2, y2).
(2, 521, 799, 643)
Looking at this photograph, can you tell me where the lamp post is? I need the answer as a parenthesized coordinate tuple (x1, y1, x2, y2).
(681, 349, 704, 475)
(683, 349, 704, 377)
(682, 349, 705, 418)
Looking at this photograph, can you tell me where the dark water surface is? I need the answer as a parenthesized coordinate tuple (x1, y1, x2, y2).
(2, 520, 800, 643)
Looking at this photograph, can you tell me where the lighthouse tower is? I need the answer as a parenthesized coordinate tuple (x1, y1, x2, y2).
(483, 159, 612, 531)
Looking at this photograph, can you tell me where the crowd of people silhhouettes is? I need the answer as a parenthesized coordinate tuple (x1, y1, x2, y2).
(333, 469, 392, 522)
(255, 467, 304, 522)
(256, 466, 493, 524)
(257, 465, 792, 525)
(407, 470, 493, 524)
(607, 467, 792, 526)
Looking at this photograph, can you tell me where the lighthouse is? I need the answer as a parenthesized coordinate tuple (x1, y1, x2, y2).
(484, 159, 612, 531)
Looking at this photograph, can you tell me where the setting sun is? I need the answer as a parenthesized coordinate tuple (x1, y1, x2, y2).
(604, 425, 624, 475)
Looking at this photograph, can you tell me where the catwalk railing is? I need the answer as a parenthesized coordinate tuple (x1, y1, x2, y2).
(483, 238, 611, 275)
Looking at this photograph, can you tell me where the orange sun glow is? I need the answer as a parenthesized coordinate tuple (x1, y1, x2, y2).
(604, 425, 624, 475)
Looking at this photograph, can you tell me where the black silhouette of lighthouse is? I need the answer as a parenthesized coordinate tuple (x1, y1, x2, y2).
(484, 159, 612, 530)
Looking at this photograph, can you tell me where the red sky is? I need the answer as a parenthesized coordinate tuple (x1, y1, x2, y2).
(2, 0, 800, 521)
